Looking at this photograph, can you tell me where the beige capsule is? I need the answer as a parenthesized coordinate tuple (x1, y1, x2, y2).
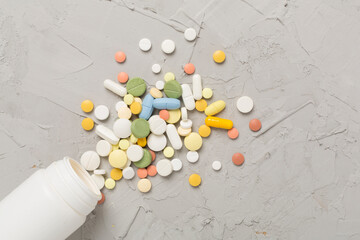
(150, 87, 163, 98)
(177, 126, 191, 137)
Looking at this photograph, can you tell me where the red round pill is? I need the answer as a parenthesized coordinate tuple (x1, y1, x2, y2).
(117, 72, 128, 83)
(159, 110, 170, 120)
(232, 153, 245, 166)
(184, 63, 195, 75)
(147, 165, 157, 177)
(249, 119, 261, 132)
(115, 51, 126, 63)
(97, 192, 105, 205)
(137, 168, 148, 179)
(149, 150, 156, 162)
(227, 128, 239, 139)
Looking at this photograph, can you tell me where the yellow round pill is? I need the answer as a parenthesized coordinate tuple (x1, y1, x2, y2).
(163, 146, 174, 158)
(130, 102, 142, 114)
(198, 125, 211, 138)
(105, 178, 116, 190)
(166, 109, 181, 124)
(112, 145, 119, 151)
(137, 179, 152, 193)
(202, 88, 213, 99)
(184, 132, 203, 151)
(110, 168, 123, 181)
(119, 139, 130, 150)
(213, 50, 226, 63)
(130, 134, 138, 143)
(118, 107, 132, 119)
(164, 72, 175, 82)
(81, 100, 94, 113)
(195, 99, 207, 112)
(189, 174, 201, 187)
(137, 137, 147, 147)
(124, 94, 134, 105)
(109, 150, 127, 168)
(81, 118, 94, 131)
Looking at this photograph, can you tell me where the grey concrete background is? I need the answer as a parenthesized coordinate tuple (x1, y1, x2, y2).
(1, 0, 360, 239)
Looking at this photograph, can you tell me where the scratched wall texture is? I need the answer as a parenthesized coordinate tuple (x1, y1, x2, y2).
(1, 0, 360, 239)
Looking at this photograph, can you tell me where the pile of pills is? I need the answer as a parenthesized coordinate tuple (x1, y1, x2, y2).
(79, 28, 262, 202)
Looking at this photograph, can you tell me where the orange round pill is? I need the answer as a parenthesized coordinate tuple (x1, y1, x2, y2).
(232, 153, 245, 166)
(249, 119, 261, 132)
(117, 72, 129, 83)
(130, 102, 142, 114)
(137, 137, 147, 147)
(228, 128, 239, 139)
(97, 192, 105, 205)
(137, 168, 148, 179)
(198, 125, 211, 138)
(184, 63, 195, 75)
(81, 118, 94, 131)
(147, 165, 157, 177)
(195, 99, 207, 112)
(159, 110, 170, 120)
(115, 51, 126, 63)
(149, 150, 156, 162)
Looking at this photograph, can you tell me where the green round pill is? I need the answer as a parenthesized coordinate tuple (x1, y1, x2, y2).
(164, 80, 182, 98)
(131, 118, 150, 138)
(126, 77, 147, 97)
(133, 149, 152, 168)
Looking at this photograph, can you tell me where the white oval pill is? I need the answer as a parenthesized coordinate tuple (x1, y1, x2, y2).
(147, 133, 167, 152)
(171, 158, 182, 171)
(236, 96, 254, 113)
(91, 174, 105, 189)
(192, 74, 202, 100)
(113, 119, 132, 138)
(104, 79, 127, 97)
(122, 167, 135, 179)
(94, 169, 106, 175)
(127, 145, 144, 162)
(181, 84, 195, 110)
(212, 161, 222, 171)
(94, 105, 110, 121)
(166, 124, 182, 150)
(161, 39, 175, 54)
(186, 151, 199, 163)
(180, 119, 192, 129)
(115, 101, 127, 112)
(152, 64, 161, 74)
(155, 80, 165, 90)
(184, 28, 197, 41)
(156, 159, 173, 177)
(80, 151, 100, 171)
(95, 125, 119, 145)
(181, 107, 188, 121)
(139, 38, 152, 52)
(96, 140, 112, 157)
(149, 115, 166, 135)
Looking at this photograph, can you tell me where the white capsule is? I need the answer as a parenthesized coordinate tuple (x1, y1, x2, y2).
(94, 169, 106, 175)
(181, 107, 188, 121)
(95, 125, 119, 145)
(166, 124, 182, 150)
(104, 79, 127, 97)
(192, 74, 202, 100)
(181, 84, 195, 110)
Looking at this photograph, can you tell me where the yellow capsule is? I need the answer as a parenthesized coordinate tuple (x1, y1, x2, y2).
(204, 100, 226, 116)
(205, 116, 233, 129)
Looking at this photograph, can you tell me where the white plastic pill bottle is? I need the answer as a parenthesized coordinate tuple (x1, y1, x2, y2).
(0, 157, 101, 240)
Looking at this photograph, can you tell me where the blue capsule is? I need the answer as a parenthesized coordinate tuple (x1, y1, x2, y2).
(139, 94, 154, 120)
(153, 98, 181, 110)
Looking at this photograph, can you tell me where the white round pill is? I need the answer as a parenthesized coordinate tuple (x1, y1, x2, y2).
(115, 101, 127, 112)
(161, 39, 175, 54)
(149, 115, 166, 135)
(113, 118, 132, 138)
(147, 133, 167, 152)
(186, 151, 199, 163)
(139, 38, 151, 52)
(122, 167, 135, 180)
(180, 119, 192, 129)
(94, 169, 106, 175)
(127, 145, 144, 162)
(152, 64, 161, 74)
(91, 174, 105, 189)
(94, 105, 110, 121)
(184, 28, 197, 41)
(155, 80, 165, 90)
(156, 159, 173, 177)
(212, 161, 222, 171)
(171, 158, 182, 171)
(181, 107, 188, 121)
(96, 140, 112, 157)
(236, 96, 254, 113)
(80, 151, 100, 171)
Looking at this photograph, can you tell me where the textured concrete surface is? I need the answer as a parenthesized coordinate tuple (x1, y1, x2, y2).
(1, 0, 360, 239)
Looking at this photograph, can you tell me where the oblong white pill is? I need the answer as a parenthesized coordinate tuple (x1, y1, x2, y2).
(122, 167, 135, 180)
(149, 115, 166, 135)
(212, 161, 222, 171)
(180, 119, 192, 129)
(156, 159, 173, 177)
(181, 84, 195, 110)
(104, 79, 127, 97)
(186, 151, 199, 163)
(184, 28, 197, 41)
(192, 74, 202, 100)
(161, 39, 175, 54)
(91, 174, 105, 189)
(80, 151, 100, 171)
(155, 80, 165, 90)
(94, 169, 106, 175)
(139, 38, 152, 52)
(152, 64, 161, 74)
(95, 125, 119, 145)
(94, 105, 109, 121)
(171, 158, 182, 171)
(127, 145, 144, 162)
(96, 140, 112, 157)
(236, 96, 254, 113)
(147, 133, 167, 152)
(113, 119, 132, 138)
(181, 107, 188, 121)
(115, 101, 127, 112)
(166, 124, 182, 150)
